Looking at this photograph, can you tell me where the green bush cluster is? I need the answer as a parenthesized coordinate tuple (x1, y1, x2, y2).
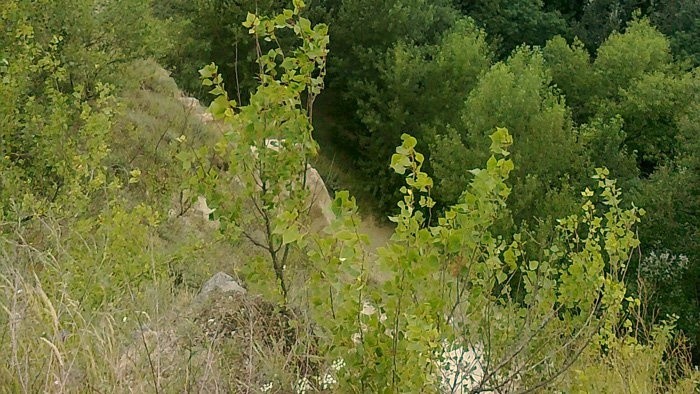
(297, 0, 700, 359)
(0, 0, 214, 308)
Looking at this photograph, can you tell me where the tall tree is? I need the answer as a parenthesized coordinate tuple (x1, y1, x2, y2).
(651, 0, 700, 65)
(571, 0, 653, 52)
(353, 20, 492, 210)
(454, 0, 569, 57)
(633, 74, 700, 356)
(593, 18, 690, 174)
(153, 0, 287, 100)
(543, 36, 598, 122)
(431, 47, 585, 223)
(327, 0, 456, 92)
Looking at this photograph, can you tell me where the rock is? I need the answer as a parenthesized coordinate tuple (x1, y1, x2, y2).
(248, 138, 284, 158)
(306, 166, 334, 231)
(178, 96, 201, 110)
(198, 272, 246, 298)
(177, 96, 217, 124)
(171, 193, 220, 230)
(193, 195, 215, 220)
(246, 139, 336, 231)
(438, 342, 490, 394)
(199, 112, 214, 123)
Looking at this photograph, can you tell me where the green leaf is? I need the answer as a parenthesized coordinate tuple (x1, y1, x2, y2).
(243, 12, 259, 29)
(209, 85, 225, 96)
(489, 127, 513, 156)
(390, 154, 410, 174)
(208, 96, 229, 119)
(496, 271, 507, 284)
(401, 133, 417, 149)
(282, 227, 301, 245)
(198, 63, 217, 78)
(504, 249, 517, 269)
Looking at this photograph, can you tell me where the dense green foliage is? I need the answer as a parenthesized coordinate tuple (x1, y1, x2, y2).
(191, 6, 697, 390)
(0, 2, 212, 329)
(455, 0, 568, 57)
(291, 0, 700, 360)
(153, 0, 289, 100)
(1, 0, 699, 391)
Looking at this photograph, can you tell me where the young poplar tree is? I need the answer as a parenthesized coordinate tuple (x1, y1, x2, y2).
(197, 0, 329, 302)
(306, 129, 647, 392)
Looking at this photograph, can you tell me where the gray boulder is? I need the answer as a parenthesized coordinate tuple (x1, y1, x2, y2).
(198, 272, 246, 299)
(306, 165, 334, 231)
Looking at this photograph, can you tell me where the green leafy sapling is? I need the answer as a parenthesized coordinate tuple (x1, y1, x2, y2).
(308, 126, 645, 392)
(196, 0, 329, 303)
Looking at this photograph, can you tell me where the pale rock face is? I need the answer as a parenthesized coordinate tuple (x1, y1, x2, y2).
(167, 193, 220, 232)
(305, 166, 334, 232)
(193, 195, 215, 220)
(176, 138, 334, 234)
(178, 96, 216, 123)
(191, 166, 334, 233)
(438, 342, 491, 394)
(349, 301, 508, 394)
(178, 96, 201, 111)
(249, 138, 335, 232)
(189, 195, 220, 230)
(198, 112, 214, 123)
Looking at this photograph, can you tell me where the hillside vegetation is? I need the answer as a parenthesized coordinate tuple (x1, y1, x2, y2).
(1, 0, 699, 392)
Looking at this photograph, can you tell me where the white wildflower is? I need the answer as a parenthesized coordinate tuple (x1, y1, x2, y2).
(332, 358, 346, 371)
(295, 377, 312, 394)
(320, 372, 337, 389)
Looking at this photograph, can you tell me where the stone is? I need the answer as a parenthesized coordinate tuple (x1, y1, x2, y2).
(199, 112, 214, 123)
(178, 96, 201, 110)
(193, 195, 215, 220)
(246, 139, 335, 232)
(305, 166, 334, 231)
(199, 272, 246, 298)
